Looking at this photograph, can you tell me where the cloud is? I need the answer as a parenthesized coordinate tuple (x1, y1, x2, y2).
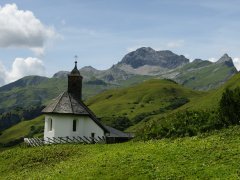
(233, 58, 240, 71)
(0, 62, 7, 86)
(208, 57, 217, 62)
(0, 4, 57, 54)
(0, 57, 45, 86)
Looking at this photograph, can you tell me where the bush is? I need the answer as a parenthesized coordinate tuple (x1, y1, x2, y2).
(111, 117, 132, 131)
(100, 116, 132, 131)
(219, 88, 240, 125)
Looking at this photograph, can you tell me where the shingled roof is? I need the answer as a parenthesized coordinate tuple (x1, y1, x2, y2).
(42, 91, 108, 132)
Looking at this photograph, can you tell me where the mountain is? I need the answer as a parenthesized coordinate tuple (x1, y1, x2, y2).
(169, 54, 237, 90)
(1, 72, 240, 140)
(53, 48, 237, 90)
(1, 72, 240, 146)
(0, 47, 238, 131)
(119, 47, 189, 69)
(0, 78, 204, 144)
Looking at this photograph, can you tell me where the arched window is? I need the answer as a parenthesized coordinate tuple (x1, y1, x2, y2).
(48, 118, 52, 131)
(73, 119, 77, 132)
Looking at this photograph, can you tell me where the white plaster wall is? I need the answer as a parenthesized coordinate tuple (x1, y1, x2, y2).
(44, 114, 105, 141)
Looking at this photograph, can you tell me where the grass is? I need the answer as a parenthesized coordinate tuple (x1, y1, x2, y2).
(0, 116, 44, 144)
(0, 125, 240, 179)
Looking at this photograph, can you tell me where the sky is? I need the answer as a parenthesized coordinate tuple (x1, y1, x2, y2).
(0, 0, 240, 86)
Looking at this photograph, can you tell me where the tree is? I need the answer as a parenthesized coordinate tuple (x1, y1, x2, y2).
(219, 87, 240, 125)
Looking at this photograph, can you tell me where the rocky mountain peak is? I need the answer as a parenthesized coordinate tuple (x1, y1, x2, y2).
(119, 47, 189, 69)
(217, 53, 231, 62)
(216, 53, 234, 67)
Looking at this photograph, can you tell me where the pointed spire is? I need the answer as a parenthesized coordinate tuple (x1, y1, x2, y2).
(70, 60, 80, 75)
(75, 61, 77, 69)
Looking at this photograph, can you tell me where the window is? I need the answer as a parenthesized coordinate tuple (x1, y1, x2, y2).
(49, 118, 52, 131)
(91, 133, 95, 143)
(73, 119, 77, 132)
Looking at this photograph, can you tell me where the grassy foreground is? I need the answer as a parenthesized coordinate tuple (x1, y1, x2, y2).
(0, 126, 240, 179)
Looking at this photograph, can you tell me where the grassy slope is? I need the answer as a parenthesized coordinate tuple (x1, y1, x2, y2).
(87, 79, 205, 119)
(0, 116, 44, 144)
(0, 75, 149, 113)
(0, 126, 240, 179)
(131, 73, 240, 132)
(182, 72, 240, 110)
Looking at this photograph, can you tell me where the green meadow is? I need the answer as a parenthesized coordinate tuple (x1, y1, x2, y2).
(0, 126, 240, 179)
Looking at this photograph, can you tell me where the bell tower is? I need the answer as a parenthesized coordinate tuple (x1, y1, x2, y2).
(68, 60, 83, 100)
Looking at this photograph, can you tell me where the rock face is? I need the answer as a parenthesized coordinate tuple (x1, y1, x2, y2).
(216, 54, 235, 67)
(119, 47, 189, 69)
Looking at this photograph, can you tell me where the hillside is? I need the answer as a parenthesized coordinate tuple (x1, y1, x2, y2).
(0, 76, 120, 113)
(1, 73, 240, 144)
(87, 79, 205, 126)
(173, 54, 237, 90)
(0, 116, 44, 145)
(0, 126, 240, 179)
(182, 72, 240, 110)
(0, 79, 204, 145)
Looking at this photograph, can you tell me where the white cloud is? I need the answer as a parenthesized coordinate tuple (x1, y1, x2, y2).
(0, 57, 45, 86)
(209, 57, 217, 62)
(233, 58, 240, 71)
(0, 3, 57, 54)
(0, 62, 7, 86)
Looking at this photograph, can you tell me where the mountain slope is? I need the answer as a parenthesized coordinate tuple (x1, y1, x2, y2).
(87, 79, 205, 125)
(172, 54, 237, 90)
(0, 76, 119, 113)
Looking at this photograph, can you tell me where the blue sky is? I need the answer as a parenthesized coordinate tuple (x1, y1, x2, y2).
(0, 0, 240, 85)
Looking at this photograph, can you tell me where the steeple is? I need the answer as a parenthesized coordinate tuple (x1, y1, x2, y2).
(68, 61, 83, 100)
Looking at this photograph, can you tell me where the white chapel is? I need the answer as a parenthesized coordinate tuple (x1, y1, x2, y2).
(42, 61, 109, 142)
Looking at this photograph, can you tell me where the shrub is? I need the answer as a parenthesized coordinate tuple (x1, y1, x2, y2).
(219, 87, 240, 125)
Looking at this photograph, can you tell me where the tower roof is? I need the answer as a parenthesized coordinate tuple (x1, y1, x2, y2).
(70, 61, 81, 76)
